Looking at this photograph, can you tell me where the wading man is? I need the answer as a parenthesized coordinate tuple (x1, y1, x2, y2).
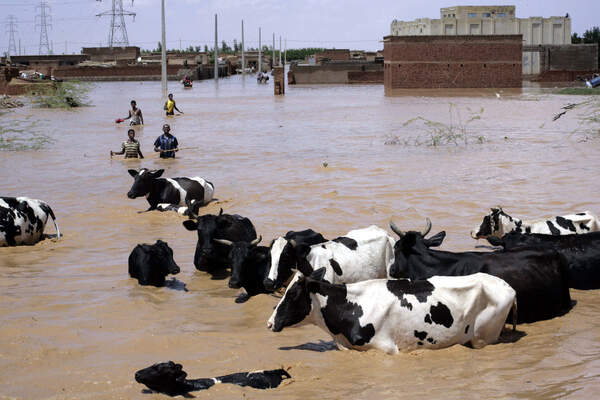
(154, 124, 179, 159)
(123, 100, 144, 125)
(164, 93, 183, 116)
(111, 129, 144, 159)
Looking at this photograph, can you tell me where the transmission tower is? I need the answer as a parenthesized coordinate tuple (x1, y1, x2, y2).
(5, 15, 18, 56)
(35, 1, 52, 55)
(96, 0, 136, 47)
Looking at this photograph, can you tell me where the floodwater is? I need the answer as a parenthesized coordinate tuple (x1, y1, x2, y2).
(1, 76, 599, 399)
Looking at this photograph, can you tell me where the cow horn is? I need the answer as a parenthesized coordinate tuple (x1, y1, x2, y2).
(218, 208, 224, 216)
(214, 238, 233, 246)
(421, 218, 432, 236)
(289, 239, 298, 247)
(251, 236, 262, 246)
(389, 220, 405, 238)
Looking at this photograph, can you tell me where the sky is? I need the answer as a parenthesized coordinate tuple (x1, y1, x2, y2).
(1, 0, 599, 55)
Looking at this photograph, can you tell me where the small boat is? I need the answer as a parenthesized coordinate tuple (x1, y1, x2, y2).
(586, 75, 600, 88)
(182, 81, 193, 88)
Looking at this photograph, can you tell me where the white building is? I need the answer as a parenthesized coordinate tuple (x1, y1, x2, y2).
(391, 5, 571, 74)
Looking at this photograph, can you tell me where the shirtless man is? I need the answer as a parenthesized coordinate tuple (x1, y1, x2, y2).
(123, 100, 144, 125)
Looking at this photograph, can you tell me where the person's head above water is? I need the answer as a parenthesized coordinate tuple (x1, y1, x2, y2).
(127, 129, 135, 140)
(162, 124, 171, 134)
(131, 100, 137, 107)
(168, 94, 173, 100)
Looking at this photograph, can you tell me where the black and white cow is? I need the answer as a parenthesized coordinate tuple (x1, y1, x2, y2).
(213, 236, 270, 303)
(128, 240, 180, 287)
(0, 197, 61, 246)
(182, 209, 257, 273)
(488, 231, 600, 290)
(471, 207, 600, 239)
(127, 168, 214, 212)
(135, 361, 291, 396)
(267, 269, 517, 354)
(390, 219, 572, 323)
(263, 229, 328, 291)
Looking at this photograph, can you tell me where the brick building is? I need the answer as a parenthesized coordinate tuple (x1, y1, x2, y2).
(383, 35, 522, 91)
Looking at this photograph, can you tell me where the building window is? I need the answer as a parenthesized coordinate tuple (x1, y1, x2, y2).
(468, 13, 477, 18)
(497, 13, 506, 17)
(482, 13, 491, 18)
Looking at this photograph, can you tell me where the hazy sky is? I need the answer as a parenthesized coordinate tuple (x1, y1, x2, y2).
(1, 0, 599, 55)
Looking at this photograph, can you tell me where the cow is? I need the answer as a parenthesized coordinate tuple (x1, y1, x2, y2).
(487, 231, 600, 290)
(263, 229, 328, 291)
(471, 207, 600, 239)
(267, 268, 517, 354)
(0, 196, 61, 246)
(128, 240, 180, 287)
(182, 209, 257, 273)
(212, 236, 270, 303)
(127, 168, 214, 212)
(135, 361, 291, 396)
(390, 219, 572, 323)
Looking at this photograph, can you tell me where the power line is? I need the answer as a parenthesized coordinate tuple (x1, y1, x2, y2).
(5, 15, 18, 56)
(96, 0, 136, 47)
(35, 1, 52, 55)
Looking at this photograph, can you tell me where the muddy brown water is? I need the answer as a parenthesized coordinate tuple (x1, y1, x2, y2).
(1, 78, 599, 399)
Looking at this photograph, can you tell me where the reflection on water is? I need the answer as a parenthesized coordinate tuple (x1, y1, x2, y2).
(1, 76, 599, 399)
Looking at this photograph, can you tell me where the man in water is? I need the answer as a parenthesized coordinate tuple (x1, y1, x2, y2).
(154, 124, 179, 159)
(111, 129, 144, 159)
(164, 93, 183, 116)
(123, 100, 144, 125)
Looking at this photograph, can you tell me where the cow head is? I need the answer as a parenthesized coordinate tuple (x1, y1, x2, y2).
(471, 207, 518, 239)
(183, 209, 234, 269)
(152, 240, 180, 276)
(267, 268, 326, 332)
(135, 361, 194, 396)
(214, 236, 262, 288)
(127, 168, 164, 199)
(389, 218, 446, 278)
(264, 237, 298, 291)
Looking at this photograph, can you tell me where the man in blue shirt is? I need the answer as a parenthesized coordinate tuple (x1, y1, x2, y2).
(154, 124, 179, 158)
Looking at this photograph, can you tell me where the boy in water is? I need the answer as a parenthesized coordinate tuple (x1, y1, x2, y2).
(123, 100, 144, 125)
(154, 124, 179, 159)
(164, 94, 183, 116)
(111, 129, 144, 159)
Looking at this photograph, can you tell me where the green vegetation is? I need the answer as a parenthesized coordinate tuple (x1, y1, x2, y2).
(385, 104, 486, 147)
(27, 81, 92, 108)
(556, 87, 600, 95)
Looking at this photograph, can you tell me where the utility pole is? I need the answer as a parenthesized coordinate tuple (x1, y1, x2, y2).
(64, 40, 67, 54)
(160, 0, 167, 99)
(19, 39, 21, 55)
(241, 20, 245, 75)
(272, 33, 275, 68)
(258, 27, 262, 73)
(5, 15, 18, 57)
(284, 39, 287, 66)
(279, 36, 282, 66)
(96, 0, 136, 47)
(35, 1, 52, 55)
(214, 14, 218, 81)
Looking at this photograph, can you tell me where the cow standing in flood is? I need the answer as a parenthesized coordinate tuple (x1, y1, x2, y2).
(0, 197, 61, 246)
(267, 269, 517, 354)
(127, 168, 214, 213)
(471, 207, 600, 239)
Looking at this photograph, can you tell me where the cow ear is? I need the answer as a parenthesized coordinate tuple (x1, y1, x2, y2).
(128, 169, 138, 178)
(182, 220, 197, 231)
(310, 267, 326, 281)
(486, 236, 504, 247)
(424, 231, 446, 247)
(152, 169, 164, 178)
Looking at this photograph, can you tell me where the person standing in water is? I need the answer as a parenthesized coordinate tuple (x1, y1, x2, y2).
(111, 129, 144, 159)
(164, 93, 183, 116)
(154, 124, 179, 159)
(123, 100, 144, 125)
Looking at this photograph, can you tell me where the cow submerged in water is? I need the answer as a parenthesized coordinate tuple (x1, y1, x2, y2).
(267, 268, 517, 354)
(127, 168, 214, 213)
(0, 197, 61, 246)
(471, 207, 600, 239)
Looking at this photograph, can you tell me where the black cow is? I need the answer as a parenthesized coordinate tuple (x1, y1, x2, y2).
(389, 219, 572, 323)
(214, 236, 272, 303)
(128, 240, 180, 287)
(263, 229, 328, 291)
(135, 361, 291, 396)
(182, 209, 257, 273)
(488, 231, 600, 290)
(127, 168, 214, 212)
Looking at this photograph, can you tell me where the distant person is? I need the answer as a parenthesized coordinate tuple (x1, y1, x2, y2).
(111, 129, 144, 159)
(123, 100, 144, 125)
(164, 93, 183, 116)
(154, 124, 179, 159)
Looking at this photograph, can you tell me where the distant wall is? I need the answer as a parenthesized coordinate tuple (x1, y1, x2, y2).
(82, 47, 140, 62)
(384, 35, 522, 90)
(547, 44, 598, 71)
(52, 64, 182, 81)
(289, 62, 383, 84)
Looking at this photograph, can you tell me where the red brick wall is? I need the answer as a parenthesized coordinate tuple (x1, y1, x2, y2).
(384, 35, 522, 89)
(52, 64, 181, 80)
(348, 71, 384, 84)
(316, 49, 350, 63)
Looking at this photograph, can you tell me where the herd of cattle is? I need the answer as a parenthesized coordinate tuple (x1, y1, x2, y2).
(3, 169, 600, 359)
